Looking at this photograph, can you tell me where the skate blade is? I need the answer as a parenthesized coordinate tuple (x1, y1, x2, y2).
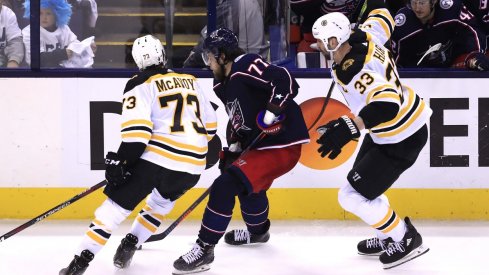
(358, 251, 383, 256)
(382, 245, 430, 269)
(172, 264, 210, 275)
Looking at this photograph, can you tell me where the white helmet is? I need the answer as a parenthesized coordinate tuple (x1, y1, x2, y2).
(312, 12, 351, 52)
(132, 35, 167, 70)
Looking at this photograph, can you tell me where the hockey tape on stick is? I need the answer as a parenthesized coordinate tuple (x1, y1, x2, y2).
(0, 180, 107, 243)
(144, 132, 266, 244)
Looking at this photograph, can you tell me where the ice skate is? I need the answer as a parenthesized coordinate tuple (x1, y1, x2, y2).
(173, 239, 215, 274)
(224, 229, 270, 245)
(113, 233, 138, 269)
(59, 249, 94, 275)
(380, 217, 429, 269)
(357, 237, 392, 256)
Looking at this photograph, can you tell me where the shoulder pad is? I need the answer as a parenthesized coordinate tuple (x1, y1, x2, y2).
(124, 68, 170, 94)
(335, 43, 368, 85)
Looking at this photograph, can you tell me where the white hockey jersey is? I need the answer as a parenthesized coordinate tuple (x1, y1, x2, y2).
(121, 69, 218, 175)
(333, 39, 432, 144)
(22, 24, 78, 65)
(358, 6, 394, 46)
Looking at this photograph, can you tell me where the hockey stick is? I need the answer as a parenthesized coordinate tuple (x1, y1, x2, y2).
(307, 80, 334, 131)
(145, 131, 266, 243)
(0, 180, 107, 243)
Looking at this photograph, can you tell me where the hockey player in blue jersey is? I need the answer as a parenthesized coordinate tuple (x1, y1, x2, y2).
(462, 0, 489, 50)
(172, 28, 310, 274)
(391, 0, 489, 70)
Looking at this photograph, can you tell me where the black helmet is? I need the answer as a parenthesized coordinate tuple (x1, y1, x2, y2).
(202, 28, 239, 65)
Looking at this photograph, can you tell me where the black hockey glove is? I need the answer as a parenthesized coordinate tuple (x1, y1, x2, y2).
(256, 110, 286, 135)
(466, 52, 489, 71)
(218, 147, 241, 174)
(316, 115, 360, 160)
(105, 152, 131, 186)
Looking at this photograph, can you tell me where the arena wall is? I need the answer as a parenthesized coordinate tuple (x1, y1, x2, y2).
(1, 76, 488, 220)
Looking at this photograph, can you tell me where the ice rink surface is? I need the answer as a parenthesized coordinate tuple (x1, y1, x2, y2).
(1, 219, 488, 275)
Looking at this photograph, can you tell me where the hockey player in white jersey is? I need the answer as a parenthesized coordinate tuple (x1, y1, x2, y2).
(313, 12, 431, 269)
(0, 2, 24, 67)
(59, 35, 218, 275)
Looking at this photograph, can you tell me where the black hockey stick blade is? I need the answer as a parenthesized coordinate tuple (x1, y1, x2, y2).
(145, 132, 266, 243)
(0, 180, 107, 243)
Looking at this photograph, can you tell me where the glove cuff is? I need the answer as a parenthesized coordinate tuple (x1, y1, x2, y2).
(340, 115, 360, 138)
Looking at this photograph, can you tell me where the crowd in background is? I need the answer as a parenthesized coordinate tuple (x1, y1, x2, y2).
(1, 0, 489, 70)
(0, 0, 97, 68)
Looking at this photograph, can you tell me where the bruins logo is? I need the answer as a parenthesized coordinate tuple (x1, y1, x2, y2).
(342, 59, 354, 71)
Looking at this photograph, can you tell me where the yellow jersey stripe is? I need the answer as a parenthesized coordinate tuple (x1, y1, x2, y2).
(369, 9, 395, 28)
(146, 146, 206, 166)
(152, 134, 207, 153)
(366, 84, 397, 104)
(206, 122, 218, 129)
(122, 119, 153, 128)
(371, 93, 401, 102)
(372, 87, 416, 130)
(122, 132, 152, 140)
(376, 100, 426, 138)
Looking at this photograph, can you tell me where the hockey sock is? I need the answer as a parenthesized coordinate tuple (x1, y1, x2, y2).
(238, 191, 270, 235)
(78, 199, 131, 255)
(130, 189, 175, 246)
(338, 183, 407, 242)
(199, 173, 244, 244)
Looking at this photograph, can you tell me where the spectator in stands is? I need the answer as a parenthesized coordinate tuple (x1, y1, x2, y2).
(1, 0, 28, 28)
(68, 0, 97, 40)
(183, 0, 268, 68)
(462, 0, 489, 50)
(0, 0, 24, 67)
(391, 0, 489, 70)
(290, 0, 323, 52)
(22, 0, 96, 68)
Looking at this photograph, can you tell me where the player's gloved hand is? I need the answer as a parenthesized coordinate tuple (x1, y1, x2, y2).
(256, 110, 286, 135)
(316, 115, 360, 159)
(218, 147, 241, 173)
(105, 152, 131, 186)
(466, 52, 489, 71)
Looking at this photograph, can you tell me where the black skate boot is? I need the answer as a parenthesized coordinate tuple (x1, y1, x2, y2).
(173, 239, 215, 274)
(224, 229, 270, 245)
(224, 220, 270, 245)
(357, 237, 392, 256)
(113, 233, 139, 269)
(379, 217, 429, 269)
(59, 249, 94, 275)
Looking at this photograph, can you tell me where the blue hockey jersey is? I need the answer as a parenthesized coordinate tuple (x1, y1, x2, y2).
(391, 0, 485, 68)
(213, 53, 310, 150)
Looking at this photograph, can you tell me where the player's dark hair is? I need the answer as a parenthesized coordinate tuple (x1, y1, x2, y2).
(222, 47, 246, 62)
